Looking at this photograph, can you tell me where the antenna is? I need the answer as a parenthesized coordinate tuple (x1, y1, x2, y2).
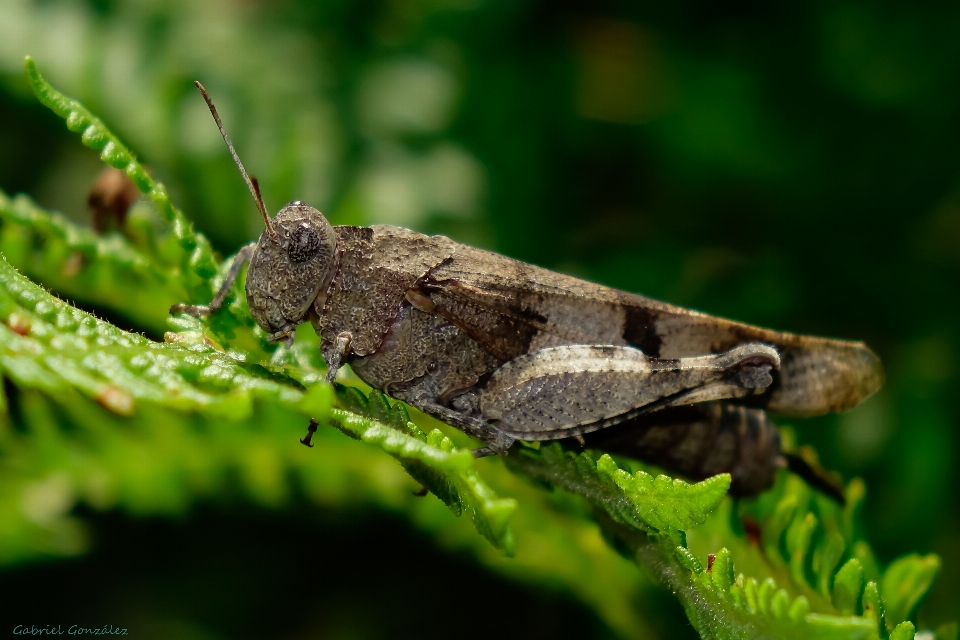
(194, 81, 278, 239)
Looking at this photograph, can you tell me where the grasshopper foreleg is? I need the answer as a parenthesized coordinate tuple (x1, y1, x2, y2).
(170, 242, 256, 316)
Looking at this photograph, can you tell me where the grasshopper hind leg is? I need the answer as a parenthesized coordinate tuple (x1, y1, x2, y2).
(416, 402, 516, 456)
(478, 343, 780, 441)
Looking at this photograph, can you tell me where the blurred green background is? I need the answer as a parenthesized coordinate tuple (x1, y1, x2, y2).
(0, 0, 957, 635)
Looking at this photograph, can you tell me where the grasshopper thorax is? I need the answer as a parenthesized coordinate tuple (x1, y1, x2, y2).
(245, 202, 337, 334)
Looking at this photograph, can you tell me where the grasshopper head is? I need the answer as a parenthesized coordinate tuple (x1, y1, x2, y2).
(188, 82, 338, 337)
(245, 202, 337, 334)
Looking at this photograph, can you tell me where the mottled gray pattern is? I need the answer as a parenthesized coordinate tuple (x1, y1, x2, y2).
(197, 210, 881, 484)
(478, 343, 779, 439)
(294, 222, 882, 455)
(350, 303, 499, 404)
(417, 241, 883, 417)
(245, 203, 337, 333)
(311, 225, 456, 362)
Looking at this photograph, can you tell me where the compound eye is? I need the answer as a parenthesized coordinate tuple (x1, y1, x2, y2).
(288, 223, 321, 263)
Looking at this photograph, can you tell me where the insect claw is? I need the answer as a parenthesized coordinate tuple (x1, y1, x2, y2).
(413, 486, 429, 497)
(267, 323, 297, 346)
(300, 418, 319, 448)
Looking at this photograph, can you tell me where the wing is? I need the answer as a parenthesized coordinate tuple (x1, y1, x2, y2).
(413, 242, 883, 417)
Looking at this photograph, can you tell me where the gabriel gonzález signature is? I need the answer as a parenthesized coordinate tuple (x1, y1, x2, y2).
(12, 625, 128, 636)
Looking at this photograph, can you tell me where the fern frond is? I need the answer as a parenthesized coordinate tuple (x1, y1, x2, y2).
(23, 56, 217, 302)
(4, 59, 950, 639)
(0, 189, 187, 334)
(880, 555, 941, 627)
(493, 435, 940, 638)
(331, 386, 517, 553)
(505, 443, 729, 535)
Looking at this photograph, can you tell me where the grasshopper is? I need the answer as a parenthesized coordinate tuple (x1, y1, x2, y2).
(173, 83, 883, 499)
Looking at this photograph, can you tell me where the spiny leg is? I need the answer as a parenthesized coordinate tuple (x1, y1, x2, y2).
(170, 242, 256, 316)
(417, 402, 516, 457)
(301, 333, 353, 450)
(299, 333, 352, 449)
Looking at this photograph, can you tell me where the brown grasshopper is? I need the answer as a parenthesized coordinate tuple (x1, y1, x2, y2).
(173, 82, 883, 500)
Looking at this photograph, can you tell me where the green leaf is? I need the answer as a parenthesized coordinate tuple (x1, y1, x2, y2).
(834, 559, 866, 615)
(500, 438, 936, 638)
(0, 254, 304, 418)
(890, 622, 916, 640)
(597, 511, 881, 640)
(863, 582, 887, 639)
(817, 531, 849, 597)
(533, 453, 944, 639)
(331, 391, 517, 555)
(0, 189, 187, 335)
(328, 388, 517, 554)
(23, 56, 218, 295)
(505, 443, 730, 534)
(880, 554, 940, 627)
(786, 511, 817, 587)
